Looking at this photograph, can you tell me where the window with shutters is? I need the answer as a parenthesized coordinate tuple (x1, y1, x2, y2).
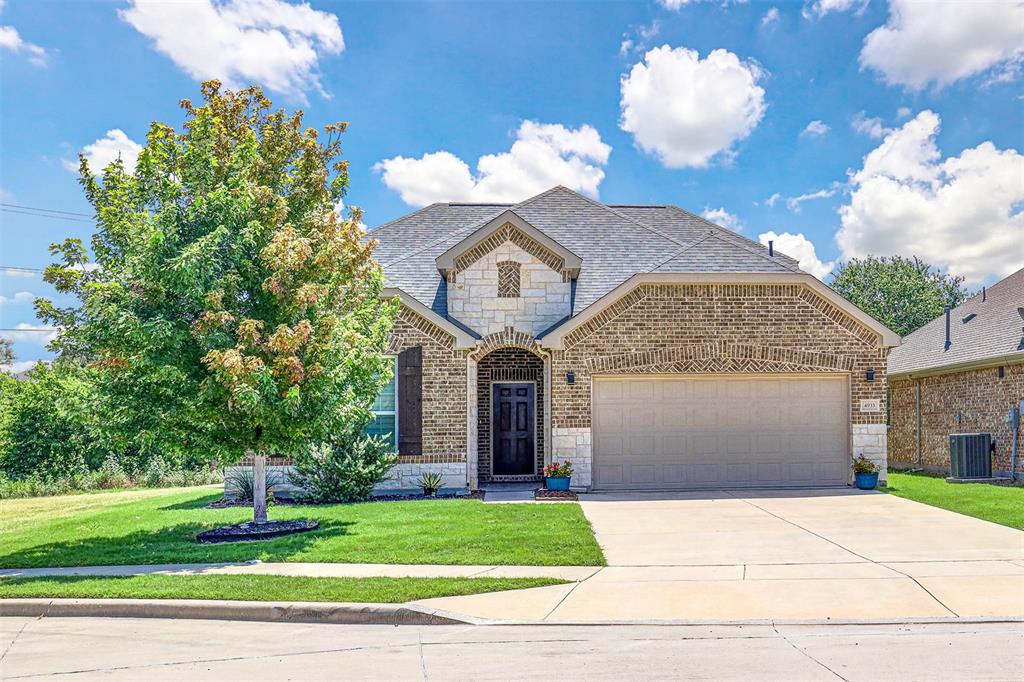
(497, 260, 521, 297)
(365, 356, 397, 451)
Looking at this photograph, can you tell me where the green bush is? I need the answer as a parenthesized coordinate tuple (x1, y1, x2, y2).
(0, 365, 105, 479)
(225, 466, 280, 501)
(290, 432, 397, 504)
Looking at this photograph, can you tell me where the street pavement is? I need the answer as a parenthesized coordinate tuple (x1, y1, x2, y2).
(1, 616, 1021, 680)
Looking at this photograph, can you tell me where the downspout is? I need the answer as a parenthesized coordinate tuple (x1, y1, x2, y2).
(1010, 402, 1021, 482)
(915, 379, 923, 469)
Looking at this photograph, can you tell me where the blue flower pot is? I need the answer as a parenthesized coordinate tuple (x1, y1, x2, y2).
(545, 476, 571, 491)
(854, 472, 879, 490)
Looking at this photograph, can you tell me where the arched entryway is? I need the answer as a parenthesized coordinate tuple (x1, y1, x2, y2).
(476, 347, 546, 482)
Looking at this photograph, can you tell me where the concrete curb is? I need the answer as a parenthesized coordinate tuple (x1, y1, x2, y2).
(0, 598, 479, 626)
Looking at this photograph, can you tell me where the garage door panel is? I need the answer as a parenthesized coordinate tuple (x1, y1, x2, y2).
(594, 375, 849, 490)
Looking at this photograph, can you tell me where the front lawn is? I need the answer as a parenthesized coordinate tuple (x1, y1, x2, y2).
(883, 472, 1024, 530)
(0, 574, 565, 603)
(0, 486, 605, 568)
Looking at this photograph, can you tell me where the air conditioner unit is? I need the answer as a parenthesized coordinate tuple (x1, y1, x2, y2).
(949, 433, 992, 479)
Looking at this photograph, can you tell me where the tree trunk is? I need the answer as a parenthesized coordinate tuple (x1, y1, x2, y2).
(252, 453, 268, 524)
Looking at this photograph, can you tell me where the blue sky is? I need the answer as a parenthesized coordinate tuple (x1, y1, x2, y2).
(2, 0, 1022, 370)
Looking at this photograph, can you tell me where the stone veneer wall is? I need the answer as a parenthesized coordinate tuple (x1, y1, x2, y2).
(476, 347, 545, 480)
(225, 463, 468, 498)
(547, 283, 890, 485)
(889, 362, 1024, 476)
(447, 239, 571, 337)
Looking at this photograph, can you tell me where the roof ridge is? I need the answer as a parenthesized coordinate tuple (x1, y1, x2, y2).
(645, 231, 716, 272)
(542, 186, 690, 249)
(662, 205, 802, 273)
(379, 205, 509, 268)
(367, 202, 444, 235)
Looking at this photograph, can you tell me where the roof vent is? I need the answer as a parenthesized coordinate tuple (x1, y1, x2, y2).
(1018, 308, 1024, 351)
(982, 286, 987, 302)
(944, 306, 952, 351)
(768, 240, 774, 257)
(962, 313, 977, 323)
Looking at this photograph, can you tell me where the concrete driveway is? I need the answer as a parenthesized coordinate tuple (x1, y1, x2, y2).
(416, 489, 1024, 622)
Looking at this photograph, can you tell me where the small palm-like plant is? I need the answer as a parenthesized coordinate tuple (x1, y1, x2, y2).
(416, 471, 444, 496)
(226, 467, 280, 502)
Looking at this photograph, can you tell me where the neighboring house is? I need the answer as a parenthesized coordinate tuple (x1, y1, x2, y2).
(360, 186, 897, 491)
(888, 267, 1024, 477)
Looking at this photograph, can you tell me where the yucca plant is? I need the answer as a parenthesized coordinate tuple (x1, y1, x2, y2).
(416, 471, 444, 496)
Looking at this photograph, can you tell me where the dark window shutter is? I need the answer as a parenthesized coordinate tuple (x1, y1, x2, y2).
(397, 346, 422, 456)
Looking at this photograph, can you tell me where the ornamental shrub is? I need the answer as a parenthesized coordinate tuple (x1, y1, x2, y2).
(290, 430, 397, 504)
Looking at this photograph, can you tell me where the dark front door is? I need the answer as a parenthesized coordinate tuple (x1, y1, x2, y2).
(492, 383, 535, 476)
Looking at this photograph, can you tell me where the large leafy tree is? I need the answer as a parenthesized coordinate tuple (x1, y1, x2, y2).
(830, 256, 969, 337)
(38, 82, 396, 522)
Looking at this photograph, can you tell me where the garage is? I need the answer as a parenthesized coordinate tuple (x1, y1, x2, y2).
(592, 375, 850, 490)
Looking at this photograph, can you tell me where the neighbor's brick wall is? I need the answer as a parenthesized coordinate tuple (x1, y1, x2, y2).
(387, 306, 468, 465)
(549, 283, 888, 429)
(476, 347, 545, 480)
(448, 239, 571, 337)
(889, 362, 1024, 475)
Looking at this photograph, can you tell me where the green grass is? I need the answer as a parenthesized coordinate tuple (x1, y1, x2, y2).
(0, 486, 604, 568)
(882, 472, 1024, 530)
(0, 574, 566, 603)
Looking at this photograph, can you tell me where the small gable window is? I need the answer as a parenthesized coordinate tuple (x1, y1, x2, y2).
(497, 260, 521, 298)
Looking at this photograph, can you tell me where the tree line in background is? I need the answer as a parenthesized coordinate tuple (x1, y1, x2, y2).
(0, 83, 396, 509)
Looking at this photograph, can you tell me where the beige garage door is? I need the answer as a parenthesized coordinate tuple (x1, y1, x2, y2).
(592, 375, 849, 490)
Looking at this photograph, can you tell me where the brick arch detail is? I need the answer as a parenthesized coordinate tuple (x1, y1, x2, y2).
(585, 342, 854, 374)
(470, 327, 549, 360)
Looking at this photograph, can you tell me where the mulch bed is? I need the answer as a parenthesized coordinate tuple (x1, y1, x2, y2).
(195, 519, 320, 544)
(534, 488, 578, 501)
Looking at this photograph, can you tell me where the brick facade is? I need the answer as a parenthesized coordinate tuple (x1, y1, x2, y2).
(547, 283, 889, 483)
(387, 307, 467, 465)
(889, 362, 1024, 475)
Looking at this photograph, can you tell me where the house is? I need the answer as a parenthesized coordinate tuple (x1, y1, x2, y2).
(364, 186, 898, 491)
(888, 267, 1024, 477)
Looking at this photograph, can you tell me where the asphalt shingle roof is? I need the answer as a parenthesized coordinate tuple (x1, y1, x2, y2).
(369, 186, 802, 319)
(888, 267, 1024, 376)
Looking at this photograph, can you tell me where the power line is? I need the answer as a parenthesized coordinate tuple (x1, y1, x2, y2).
(1, 266, 45, 273)
(0, 203, 92, 218)
(1, 208, 89, 223)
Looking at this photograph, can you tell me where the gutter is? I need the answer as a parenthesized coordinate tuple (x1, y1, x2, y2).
(889, 353, 1024, 381)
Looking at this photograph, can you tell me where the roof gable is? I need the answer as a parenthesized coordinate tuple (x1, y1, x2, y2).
(435, 210, 582, 279)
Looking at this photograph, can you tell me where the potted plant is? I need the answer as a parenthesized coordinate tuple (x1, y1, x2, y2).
(852, 455, 879, 490)
(543, 460, 574, 491)
(416, 472, 444, 497)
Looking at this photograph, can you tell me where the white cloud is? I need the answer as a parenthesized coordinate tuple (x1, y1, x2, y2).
(619, 20, 661, 57)
(0, 25, 48, 66)
(618, 39, 634, 56)
(375, 121, 611, 207)
(1, 268, 35, 278)
(701, 207, 742, 232)
(896, 107, 912, 119)
(802, 0, 865, 19)
(657, 0, 691, 8)
(619, 46, 766, 168)
(1, 323, 58, 345)
(765, 192, 782, 208)
(801, 120, 829, 138)
(64, 129, 144, 174)
(786, 188, 835, 212)
(860, 0, 1024, 90)
(1, 360, 42, 376)
(837, 110, 1024, 284)
(761, 8, 780, 27)
(119, 0, 344, 101)
(0, 291, 34, 305)
(851, 111, 892, 139)
(759, 231, 835, 279)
